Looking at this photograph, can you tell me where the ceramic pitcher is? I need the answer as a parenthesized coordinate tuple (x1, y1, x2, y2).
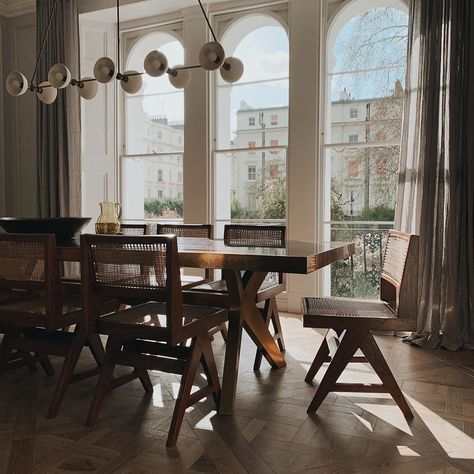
(95, 202, 121, 234)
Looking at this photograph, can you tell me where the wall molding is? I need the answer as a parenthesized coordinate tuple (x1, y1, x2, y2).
(0, 0, 35, 18)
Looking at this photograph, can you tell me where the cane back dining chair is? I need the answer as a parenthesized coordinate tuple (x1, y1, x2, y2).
(0, 234, 119, 418)
(301, 230, 419, 417)
(120, 223, 148, 235)
(191, 224, 287, 370)
(156, 223, 228, 342)
(82, 234, 227, 447)
(156, 224, 214, 289)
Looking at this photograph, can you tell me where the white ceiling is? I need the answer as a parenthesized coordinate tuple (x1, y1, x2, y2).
(0, 0, 231, 20)
(81, 0, 229, 23)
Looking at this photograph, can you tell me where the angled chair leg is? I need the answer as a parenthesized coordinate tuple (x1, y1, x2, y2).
(305, 330, 332, 383)
(167, 336, 203, 448)
(219, 323, 228, 343)
(137, 368, 154, 393)
(253, 297, 285, 371)
(360, 333, 413, 418)
(0, 326, 16, 373)
(47, 325, 87, 419)
(307, 329, 366, 415)
(87, 334, 106, 366)
(270, 298, 285, 352)
(86, 336, 121, 426)
(20, 350, 38, 373)
(200, 334, 221, 409)
(37, 353, 55, 376)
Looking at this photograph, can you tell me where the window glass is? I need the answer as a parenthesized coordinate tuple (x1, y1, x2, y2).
(214, 18, 288, 234)
(325, 3, 408, 298)
(122, 31, 184, 222)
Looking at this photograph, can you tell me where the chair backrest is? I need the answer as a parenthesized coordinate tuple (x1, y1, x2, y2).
(0, 234, 62, 328)
(120, 223, 148, 235)
(81, 234, 184, 343)
(156, 224, 213, 239)
(223, 224, 286, 247)
(156, 224, 213, 281)
(380, 230, 419, 320)
(224, 224, 286, 287)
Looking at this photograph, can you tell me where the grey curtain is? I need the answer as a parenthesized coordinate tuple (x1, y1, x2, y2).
(395, 0, 474, 350)
(37, 0, 81, 217)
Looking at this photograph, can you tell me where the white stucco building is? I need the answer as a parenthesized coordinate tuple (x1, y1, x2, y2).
(230, 82, 403, 217)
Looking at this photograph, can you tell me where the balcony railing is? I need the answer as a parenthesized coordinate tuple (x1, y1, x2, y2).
(329, 220, 393, 299)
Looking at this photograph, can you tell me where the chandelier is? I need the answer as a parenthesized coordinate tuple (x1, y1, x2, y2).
(5, 0, 244, 104)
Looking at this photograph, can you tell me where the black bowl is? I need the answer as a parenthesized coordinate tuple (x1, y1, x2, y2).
(0, 217, 91, 241)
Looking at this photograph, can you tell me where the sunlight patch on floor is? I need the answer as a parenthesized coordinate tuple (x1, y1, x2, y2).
(355, 401, 413, 435)
(397, 445, 420, 457)
(352, 412, 373, 432)
(194, 410, 218, 431)
(151, 383, 165, 407)
(407, 395, 474, 460)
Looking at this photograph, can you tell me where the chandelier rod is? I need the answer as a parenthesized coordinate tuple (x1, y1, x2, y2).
(116, 0, 121, 72)
(31, 0, 58, 86)
(197, 0, 217, 42)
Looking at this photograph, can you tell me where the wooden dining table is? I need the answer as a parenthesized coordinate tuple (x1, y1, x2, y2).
(58, 236, 355, 414)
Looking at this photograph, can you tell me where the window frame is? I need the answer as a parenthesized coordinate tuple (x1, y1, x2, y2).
(211, 7, 290, 235)
(119, 22, 185, 223)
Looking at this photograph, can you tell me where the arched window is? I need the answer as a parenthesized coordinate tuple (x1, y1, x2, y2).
(324, 1, 408, 298)
(122, 30, 184, 221)
(214, 14, 289, 235)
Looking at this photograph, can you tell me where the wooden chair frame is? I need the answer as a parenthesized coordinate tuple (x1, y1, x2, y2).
(156, 224, 227, 342)
(303, 230, 419, 418)
(190, 224, 286, 370)
(81, 234, 226, 447)
(0, 233, 115, 418)
(120, 223, 148, 235)
(156, 223, 214, 286)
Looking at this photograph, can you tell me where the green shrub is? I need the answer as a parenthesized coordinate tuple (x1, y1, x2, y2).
(359, 205, 395, 221)
(144, 198, 183, 218)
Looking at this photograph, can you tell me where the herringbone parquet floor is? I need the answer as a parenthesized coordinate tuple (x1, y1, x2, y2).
(1, 314, 474, 473)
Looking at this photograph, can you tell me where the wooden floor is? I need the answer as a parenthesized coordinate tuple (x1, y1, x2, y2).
(1, 314, 474, 473)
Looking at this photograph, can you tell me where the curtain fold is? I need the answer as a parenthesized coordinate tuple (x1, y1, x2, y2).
(395, 0, 474, 350)
(37, 0, 81, 218)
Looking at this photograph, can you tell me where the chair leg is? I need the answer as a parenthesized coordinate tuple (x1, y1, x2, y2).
(46, 325, 87, 419)
(167, 336, 203, 448)
(360, 333, 413, 418)
(307, 329, 366, 415)
(200, 334, 221, 409)
(305, 330, 332, 383)
(0, 326, 16, 373)
(253, 297, 284, 371)
(86, 336, 121, 427)
(87, 334, 106, 366)
(137, 368, 154, 393)
(209, 323, 227, 343)
(37, 353, 55, 376)
(219, 323, 228, 343)
(19, 350, 38, 373)
(270, 298, 285, 352)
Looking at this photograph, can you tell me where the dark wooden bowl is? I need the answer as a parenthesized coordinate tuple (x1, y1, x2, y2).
(0, 217, 91, 241)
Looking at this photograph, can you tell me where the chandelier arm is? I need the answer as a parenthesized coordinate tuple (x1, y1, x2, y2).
(31, 0, 58, 86)
(172, 65, 201, 71)
(197, 0, 217, 42)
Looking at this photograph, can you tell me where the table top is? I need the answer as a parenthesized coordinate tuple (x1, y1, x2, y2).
(58, 237, 355, 275)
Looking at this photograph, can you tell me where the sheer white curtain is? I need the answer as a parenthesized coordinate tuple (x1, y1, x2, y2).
(396, 0, 474, 350)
